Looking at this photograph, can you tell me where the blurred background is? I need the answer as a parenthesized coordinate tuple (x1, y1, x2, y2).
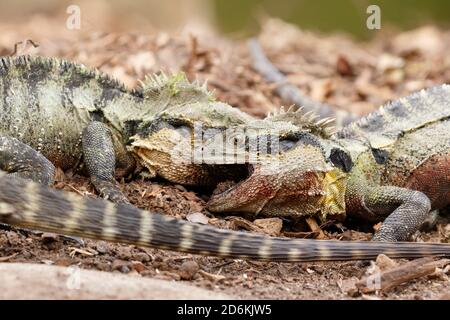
(0, 0, 449, 39)
(0, 0, 449, 118)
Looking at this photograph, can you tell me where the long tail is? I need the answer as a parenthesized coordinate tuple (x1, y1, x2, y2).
(1, 175, 449, 262)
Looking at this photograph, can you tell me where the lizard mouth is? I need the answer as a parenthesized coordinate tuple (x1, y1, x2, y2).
(206, 162, 277, 213)
(132, 143, 250, 187)
(205, 142, 335, 216)
(129, 125, 254, 187)
(210, 164, 255, 196)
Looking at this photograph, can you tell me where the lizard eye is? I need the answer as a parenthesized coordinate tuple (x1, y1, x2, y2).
(279, 138, 298, 152)
(278, 132, 302, 152)
(164, 118, 192, 137)
(173, 124, 191, 137)
(277, 131, 324, 153)
(171, 124, 192, 135)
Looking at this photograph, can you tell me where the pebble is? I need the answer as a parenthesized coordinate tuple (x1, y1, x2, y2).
(178, 261, 199, 280)
(130, 261, 146, 273)
(112, 259, 131, 273)
(115, 246, 132, 260)
(6, 231, 22, 246)
(95, 241, 109, 254)
(132, 252, 151, 262)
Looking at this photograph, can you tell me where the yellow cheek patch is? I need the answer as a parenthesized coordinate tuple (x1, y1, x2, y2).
(319, 169, 347, 219)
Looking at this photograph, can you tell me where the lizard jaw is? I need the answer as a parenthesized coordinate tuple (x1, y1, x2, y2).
(207, 164, 278, 214)
(129, 130, 209, 186)
(206, 143, 339, 218)
(129, 131, 251, 187)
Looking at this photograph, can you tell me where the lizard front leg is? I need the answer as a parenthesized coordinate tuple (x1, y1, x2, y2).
(82, 121, 129, 204)
(0, 136, 55, 185)
(363, 186, 432, 241)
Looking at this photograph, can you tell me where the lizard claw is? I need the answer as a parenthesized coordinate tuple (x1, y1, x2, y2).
(104, 192, 130, 205)
(93, 178, 130, 204)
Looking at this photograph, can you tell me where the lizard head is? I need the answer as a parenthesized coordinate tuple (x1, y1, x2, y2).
(126, 72, 253, 186)
(127, 106, 253, 187)
(206, 117, 350, 220)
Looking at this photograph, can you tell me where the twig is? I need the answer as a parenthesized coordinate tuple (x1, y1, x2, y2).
(248, 38, 357, 126)
(0, 252, 19, 262)
(199, 269, 226, 281)
(212, 260, 235, 269)
(10, 39, 39, 56)
(352, 257, 450, 294)
(184, 33, 198, 73)
(282, 230, 319, 239)
(69, 247, 97, 258)
(305, 217, 326, 239)
(64, 184, 88, 196)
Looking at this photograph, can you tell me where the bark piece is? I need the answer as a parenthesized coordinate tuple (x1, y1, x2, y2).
(346, 257, 450, 295)
(305, 217, 326, 239)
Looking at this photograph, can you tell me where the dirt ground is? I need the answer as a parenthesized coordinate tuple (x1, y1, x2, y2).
(0, 13, 450, 299)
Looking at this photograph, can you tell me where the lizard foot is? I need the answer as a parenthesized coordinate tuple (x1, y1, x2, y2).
(91, 178, 130, 204)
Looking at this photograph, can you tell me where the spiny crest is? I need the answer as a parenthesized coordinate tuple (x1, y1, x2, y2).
(133, 71, 215, 104)
(336, 84, 450, 147)
(266, 105, 335, 138)
(0, 55, 128, 92)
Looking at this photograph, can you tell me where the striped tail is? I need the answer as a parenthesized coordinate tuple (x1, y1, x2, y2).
(1, 175, 450, 262)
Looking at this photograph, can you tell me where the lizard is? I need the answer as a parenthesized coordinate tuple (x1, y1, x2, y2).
(206, 85, 450, 242)
(134, 38, 350, 188)
(0, 55, 255, 203)
(1, 56, 447, 247)
(1, 170, 450, 262)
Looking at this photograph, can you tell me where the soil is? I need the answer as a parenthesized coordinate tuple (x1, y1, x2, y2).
(0, 12, 450, 300)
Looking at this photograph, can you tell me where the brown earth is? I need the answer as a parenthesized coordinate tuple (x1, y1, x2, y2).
(0, 13, 450, 300)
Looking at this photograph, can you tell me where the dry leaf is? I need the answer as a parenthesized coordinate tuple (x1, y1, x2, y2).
(336, 55, 353, 76)
(253, 218, 283, 236)
(127, 51, 155, 75)
(186, 212, 209, 224)
(377, 54, 405, 73)
(391, 26, 445, 57)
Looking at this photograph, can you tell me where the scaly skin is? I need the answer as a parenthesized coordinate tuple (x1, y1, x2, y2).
(207, 85, 450, 242)
(2, 171, 450, 262)
(131, 95, 336, 188)
(0, 55, 254, 202)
